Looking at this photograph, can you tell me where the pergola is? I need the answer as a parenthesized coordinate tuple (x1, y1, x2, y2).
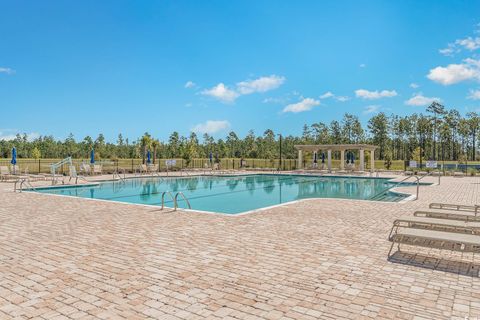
(294, 144, 378, 172)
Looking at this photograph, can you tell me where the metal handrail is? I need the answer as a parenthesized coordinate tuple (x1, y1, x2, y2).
(174, 192, 191, 210)
(113, 169, 126, 183)
(160, 191, 175, 210)
(369, 175, 415, 200)
(14, 178, 34, 192)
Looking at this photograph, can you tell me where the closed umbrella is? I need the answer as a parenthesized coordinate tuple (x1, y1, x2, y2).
(352, 153, 355, 164)
(11, 147, 17, 173)
(209, 152, 213, 164)
(90, 149, 95, 164)
(147, 150, 151, 164)
(321, 153, 325, 164)
(313, 152, 317, 164)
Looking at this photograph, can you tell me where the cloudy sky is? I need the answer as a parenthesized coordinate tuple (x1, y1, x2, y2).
(1, 0, 480, 141)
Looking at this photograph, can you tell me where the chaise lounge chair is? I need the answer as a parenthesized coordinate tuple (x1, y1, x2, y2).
(388, 227, 480, 258)
(414, 210, 480, 222)
(93, 164, 102, 175)
(429, 203, 479, 213)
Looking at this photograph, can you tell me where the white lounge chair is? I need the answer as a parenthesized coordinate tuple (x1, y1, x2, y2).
(93, 164, 102, 175)
(0, 166, 15, 181)
(147, 164, 159, 175)
(136, 164, 147, 175)
(80, 163, 92, 175)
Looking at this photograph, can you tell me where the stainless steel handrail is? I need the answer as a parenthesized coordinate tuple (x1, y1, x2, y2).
(15, 178, 34, 192)
(174, 192, 191, 210)
(369, 175, 415, 200)
(161, 191, 175, 210)
(113, 169, 126, 183)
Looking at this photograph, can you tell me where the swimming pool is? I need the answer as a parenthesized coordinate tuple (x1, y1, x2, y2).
(32, 174, 417, 214)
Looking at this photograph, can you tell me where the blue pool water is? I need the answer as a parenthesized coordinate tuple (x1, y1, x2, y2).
(33, 174, 414, 214)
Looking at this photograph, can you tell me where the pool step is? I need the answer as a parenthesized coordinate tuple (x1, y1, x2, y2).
(371, 192, 406, 202)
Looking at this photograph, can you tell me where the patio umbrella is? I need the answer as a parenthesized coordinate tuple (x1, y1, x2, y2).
(321, 153, 325, 163)
(351, 153, 355, 164)
(346, 152, 350, 164)
(313, 152, 317, 163)
(209, 152, 213, 164)
(147, 150, 151, 164)
(11, 147, 17, 173)
(90, 149, 95, 164)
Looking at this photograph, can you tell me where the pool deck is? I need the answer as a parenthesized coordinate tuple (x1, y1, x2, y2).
(0, 172, 479, 319)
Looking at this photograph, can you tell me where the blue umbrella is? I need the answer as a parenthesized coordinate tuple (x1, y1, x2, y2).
(90, 149, 95, 164)
(351, 153, 355, 164)
(321, 153, 325, 163)
(11, 147, 17, 165)
(346, 152, 350, 164)
(147, 150, 151, 164)
(313, 152, 317, 163)
(209, 152, 213, 164)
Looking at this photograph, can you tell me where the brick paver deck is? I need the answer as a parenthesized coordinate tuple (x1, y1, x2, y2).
(0, 174, 479, 319)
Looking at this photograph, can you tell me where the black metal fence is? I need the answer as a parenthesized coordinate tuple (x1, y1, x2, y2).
(1, 158, 479, 174)
(0, 158, 300, 174)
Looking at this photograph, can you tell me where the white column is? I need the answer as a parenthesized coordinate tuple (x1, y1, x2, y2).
(370, 149, 375, 172)
(327, 149, 332, 171)
(298, 150, 303, 169)
(340, 150, 345, 170)
(359, 149, 365, 171)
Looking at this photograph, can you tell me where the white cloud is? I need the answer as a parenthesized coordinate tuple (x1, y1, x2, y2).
(427, 59, 480, 85)
(200, 83, 239, 103)
(0, 67, 15, 75)
(439, 44, 457, 56)
(282, 98, 320, 113)
(0, 131, 40, 141)
(405, 93, 441, 106)
(236, 75, 285, 95)
(184, 81, 196, 88)
(320, 91, 334, 99)
(191, 120, 230, 134)
(439, 24, 480, 56)
(359, 63, 366, 68)
(200, 75, 285, 103)
(355, 89, 397, 99)
(456, 37, 480, 51)
(363, 105, 380, 114)
(467, 89, 480, 100)
(409, 83, 419, 89)
(319, 91, 349, 102)
(336, 96, 350, 102)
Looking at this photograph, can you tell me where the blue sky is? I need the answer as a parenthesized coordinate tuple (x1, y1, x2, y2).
(1, 0, 480, 142)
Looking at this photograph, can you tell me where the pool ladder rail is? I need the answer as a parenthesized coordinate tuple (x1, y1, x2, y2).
(160, 191, 191, 211)
(113, 169, 126, 183)
(14, 178, 35, 192)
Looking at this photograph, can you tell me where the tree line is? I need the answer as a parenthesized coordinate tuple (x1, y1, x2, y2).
(1, 103, 479, 165)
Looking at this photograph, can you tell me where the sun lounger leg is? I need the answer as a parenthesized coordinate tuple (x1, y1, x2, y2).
(387, 241, 396, 259)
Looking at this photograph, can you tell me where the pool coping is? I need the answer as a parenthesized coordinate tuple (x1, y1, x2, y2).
(22, 173, 429, 216)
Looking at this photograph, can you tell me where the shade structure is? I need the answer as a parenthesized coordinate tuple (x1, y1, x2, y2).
(90, 149, 95, 164)
(147, 150, 151, 164)
(11, 147, 17, 165)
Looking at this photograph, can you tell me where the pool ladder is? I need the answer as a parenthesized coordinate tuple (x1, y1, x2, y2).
(113, 169, 126, 183)
(160, 191, 191, 211)
(14, 178, 34, 193)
